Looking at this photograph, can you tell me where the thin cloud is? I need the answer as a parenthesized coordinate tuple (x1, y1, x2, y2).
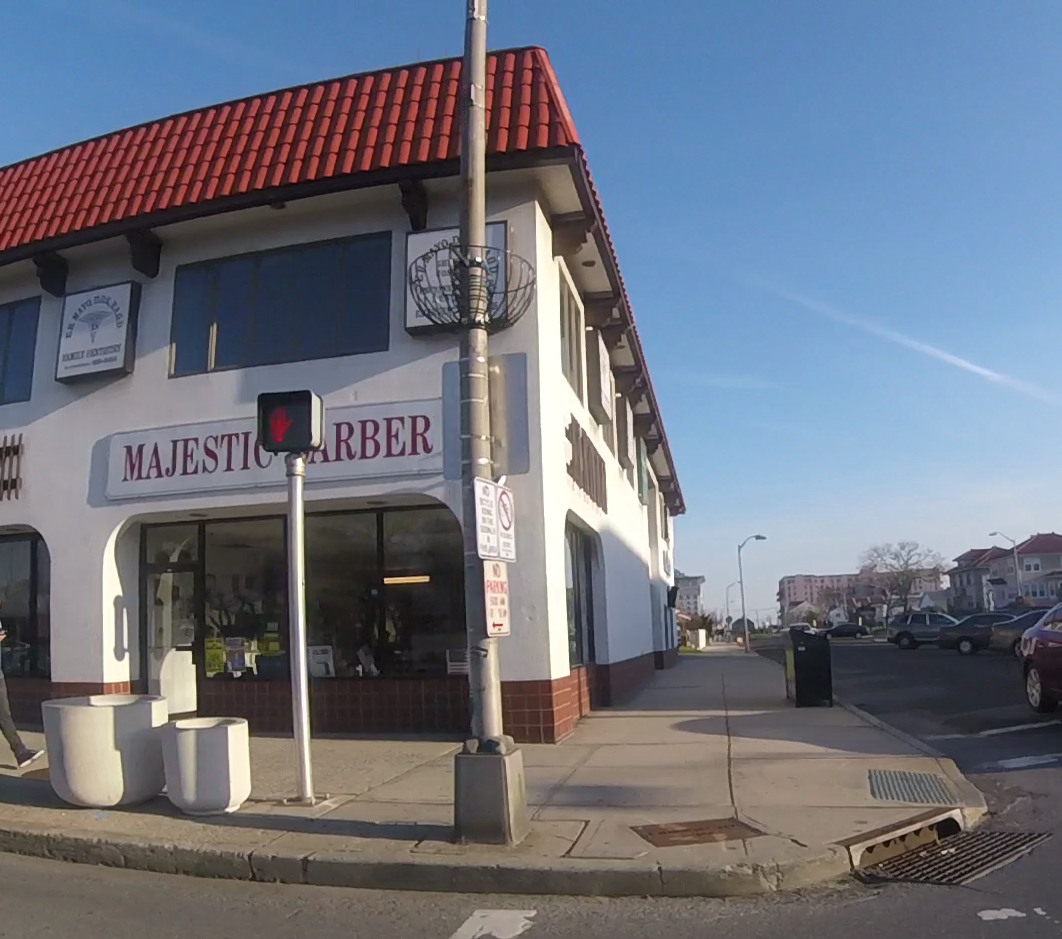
(749, 278, 1062, 406)
(666, 372, 777, 391)
(48, 0, 297, 72)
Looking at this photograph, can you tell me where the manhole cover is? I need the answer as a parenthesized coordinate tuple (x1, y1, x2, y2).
(860, 830, 1052, 885)
(631, 818, 765, 848)
(868, 769, 956, 804)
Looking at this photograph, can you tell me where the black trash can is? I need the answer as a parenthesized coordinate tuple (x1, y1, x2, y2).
(788, 626, 833, 707)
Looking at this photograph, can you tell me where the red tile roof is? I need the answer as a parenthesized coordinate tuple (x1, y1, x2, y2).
(952, 548, 991, 567)
(1018, 533, 1062, 555)
(0, 47, 577, 256)
(0, 46, 684, 512)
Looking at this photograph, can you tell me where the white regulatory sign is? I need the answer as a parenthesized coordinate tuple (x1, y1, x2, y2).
(473, 476, 517, 562)
(484, 561, 511, 637)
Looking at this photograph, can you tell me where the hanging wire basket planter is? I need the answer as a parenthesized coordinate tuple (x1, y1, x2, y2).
(408, 238, 536, 334)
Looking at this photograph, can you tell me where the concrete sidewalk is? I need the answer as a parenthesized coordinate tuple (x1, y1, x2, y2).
(0, 653, 986, 897)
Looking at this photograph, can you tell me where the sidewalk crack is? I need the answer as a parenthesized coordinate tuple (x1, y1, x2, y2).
(721, 671, 737, 812)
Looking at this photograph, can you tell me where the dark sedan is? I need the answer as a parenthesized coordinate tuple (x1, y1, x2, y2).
(825, 622, 869, 638)
(991, 607, 1053, 658)
(938, 611, 1016, 655)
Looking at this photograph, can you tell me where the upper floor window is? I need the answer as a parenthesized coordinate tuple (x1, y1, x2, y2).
(170, 232, 392, 376)
(0, 297, 40, 405)
(559, 274, 584, 398)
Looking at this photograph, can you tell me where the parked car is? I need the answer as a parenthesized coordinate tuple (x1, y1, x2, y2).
(1020, 601, 1062, 713)
(825, 622, 869, 638)
(991, 607, 1053, 658)
(886, 611, 958, 649)
(938, 612, 1016, 655)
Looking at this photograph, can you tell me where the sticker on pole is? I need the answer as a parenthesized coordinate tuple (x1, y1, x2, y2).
(484, 561, 511, 637)
(474, 476, 517, 562)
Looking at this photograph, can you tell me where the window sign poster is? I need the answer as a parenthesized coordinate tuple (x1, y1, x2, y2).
(405, 222, 507, 332)
(55, 281, 141, 382)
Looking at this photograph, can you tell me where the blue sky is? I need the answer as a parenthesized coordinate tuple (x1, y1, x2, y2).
(4, 1, 1062, 616)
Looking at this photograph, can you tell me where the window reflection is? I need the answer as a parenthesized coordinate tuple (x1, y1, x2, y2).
(203, 519, 288, 680)
(305, 513, 380, 678)
(142, 506, 467, 683)
(381, 508, 466, 676)
(0, 536, 47, 678)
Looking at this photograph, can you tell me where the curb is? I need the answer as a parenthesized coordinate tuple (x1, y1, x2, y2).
(0, 820, 853, 898)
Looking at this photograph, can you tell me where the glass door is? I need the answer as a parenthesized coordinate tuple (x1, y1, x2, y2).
(142, 525, 203, 716)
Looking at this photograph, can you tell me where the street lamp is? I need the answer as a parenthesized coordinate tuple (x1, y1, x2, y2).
(737, 535, 767, 653)
(989, 531, 1022, 602)
(724, 580, 739, 636)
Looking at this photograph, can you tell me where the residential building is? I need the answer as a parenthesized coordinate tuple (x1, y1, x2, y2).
(0, 47, 684, 744)
(778, 569, 943, 620)
(673, 570, 705, 616)
(947, 547, 999, 613)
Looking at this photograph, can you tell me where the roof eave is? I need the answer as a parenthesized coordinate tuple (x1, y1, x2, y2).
(564, 147, 685, 515)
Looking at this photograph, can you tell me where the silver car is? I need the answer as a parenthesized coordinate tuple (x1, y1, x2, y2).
(887, 611, 958, 649)
(990, 607, 1053, 658)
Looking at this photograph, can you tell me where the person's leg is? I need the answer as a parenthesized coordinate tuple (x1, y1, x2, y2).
(0, 674, 28, 759)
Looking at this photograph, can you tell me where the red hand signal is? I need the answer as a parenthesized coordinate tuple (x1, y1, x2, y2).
(269, 407, 293, 443)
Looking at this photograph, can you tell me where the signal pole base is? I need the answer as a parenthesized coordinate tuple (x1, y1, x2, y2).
(453, 738, 530, 845)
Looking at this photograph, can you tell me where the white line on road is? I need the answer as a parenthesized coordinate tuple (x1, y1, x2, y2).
(924, 719, 1062, 741)
(980, 753, 1062, 771)
(449, 910, 537, 939)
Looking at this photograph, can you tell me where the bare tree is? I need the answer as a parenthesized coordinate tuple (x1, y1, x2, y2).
(859, 541, 946, 615)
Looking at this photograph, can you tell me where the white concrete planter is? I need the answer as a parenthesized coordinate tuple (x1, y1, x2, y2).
(162, 717, 251, 816)
(41, 694, 167, 807)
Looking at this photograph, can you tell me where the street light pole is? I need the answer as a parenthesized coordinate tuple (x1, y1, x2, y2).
(737, 535, 767, 653)
(989, 531, 1022, 603)
(724, 580, 739, 636)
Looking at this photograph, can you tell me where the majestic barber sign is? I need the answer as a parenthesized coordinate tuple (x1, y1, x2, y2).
(56, 282, 141, 382)
(106, 399, 443, 499)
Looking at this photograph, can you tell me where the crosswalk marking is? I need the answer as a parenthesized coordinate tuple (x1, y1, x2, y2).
(924, 718, 1062, 741)
(449, 910, 537, 939)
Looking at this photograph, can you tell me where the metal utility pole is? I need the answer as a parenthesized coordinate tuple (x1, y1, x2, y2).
(989, 531, 1022, 601)
(725, 580, 739, 636)
(737, 534, 767, 652)
(285, 452, 315, 804)
(458, 0, 501, 744)
(452, 0, 529, 846)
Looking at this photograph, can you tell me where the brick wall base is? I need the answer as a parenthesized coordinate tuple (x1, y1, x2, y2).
(590, 650, 657, 707)
(198, 677, 470, 735)
(4, 650, 659, 744)
(654, 646, 680, 670)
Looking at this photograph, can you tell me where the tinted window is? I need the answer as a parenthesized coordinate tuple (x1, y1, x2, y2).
(0, 297, 40, 404)
(170, 232, 392, 376)
(929, 614, 954, 625)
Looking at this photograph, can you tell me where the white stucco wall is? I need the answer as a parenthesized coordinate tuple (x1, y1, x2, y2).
(0, 180, 676, 689)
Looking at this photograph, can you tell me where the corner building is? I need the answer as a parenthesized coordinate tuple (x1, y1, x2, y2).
(0, 47, 684, 743)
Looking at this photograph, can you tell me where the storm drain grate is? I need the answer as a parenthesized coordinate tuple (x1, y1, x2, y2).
(859, 829, 1052, 885)
(631, 818, 765, 848)
(868, 769, 956, 805)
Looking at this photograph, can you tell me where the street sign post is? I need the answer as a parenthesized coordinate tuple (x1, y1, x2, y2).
(474, 476, 517, 562)
(484, 561, 511, 637)
(256, 391, 324, 806)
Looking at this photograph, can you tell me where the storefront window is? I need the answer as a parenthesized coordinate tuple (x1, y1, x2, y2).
(381, 508, 465, 676)
(203, 518, 287, 680)
(145, 524, 198, 566)
(305, 512, 380, 678)
(141, 506, 465, 686)
(0, 536, 48, 678)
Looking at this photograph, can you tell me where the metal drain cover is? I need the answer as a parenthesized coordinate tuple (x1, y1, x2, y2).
(868, 769, 956, 804)
(860, 830, 1052, 885)
(631, 818, 765, 848)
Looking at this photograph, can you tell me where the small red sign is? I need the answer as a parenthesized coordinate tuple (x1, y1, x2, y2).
(269, 407, 293, 444)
